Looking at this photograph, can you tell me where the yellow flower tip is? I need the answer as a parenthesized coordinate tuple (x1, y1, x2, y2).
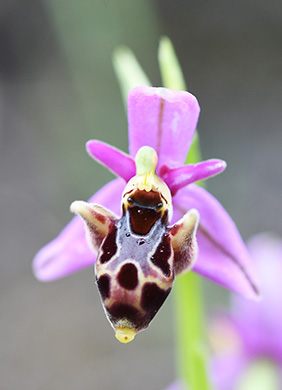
(115, 327, 136, 344)
(135, 146, 158, 176)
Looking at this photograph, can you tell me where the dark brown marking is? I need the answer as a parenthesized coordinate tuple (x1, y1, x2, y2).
(123, 189, 134, 198)
(128, 189, 163, 235)
(107, 303, 142, 328)
(169, 223, 181, 236)
(99, 225, 118, 263)
(141, 282, 171, 313)
(97, 274, 111, 299)
(118, 263, 138, 290)
(130, 189, 162, 208)
(106, 302, 163, 331)
(106, 283, 171, 330)
(138, 239, 145, 246)
(150, 234, 171, 276)
(161, 209, 169, 225)
(161, 193, 168, 205)
(129, 207, 161, 235)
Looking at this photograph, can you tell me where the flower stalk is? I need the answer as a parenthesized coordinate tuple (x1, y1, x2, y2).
(158, 36, 212, 390)
(174, 272, 211, 390)
(173, 143, 212, 390)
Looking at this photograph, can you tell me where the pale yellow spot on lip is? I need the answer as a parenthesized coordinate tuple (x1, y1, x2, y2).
(115, 327, 136, 344)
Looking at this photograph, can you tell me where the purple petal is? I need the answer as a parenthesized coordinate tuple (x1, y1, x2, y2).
(172, 184, 260, 299)
(231, 233, 282, 362)
(160, 159, 227, 195)
(127, 86, 200, 169)
(86, 140, 136, 182)
(33, 179, 125, 281)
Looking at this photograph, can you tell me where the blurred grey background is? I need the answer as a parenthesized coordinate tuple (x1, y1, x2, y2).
(1, 1, 281, 389)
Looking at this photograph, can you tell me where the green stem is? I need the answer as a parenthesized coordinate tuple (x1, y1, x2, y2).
(158, 36, 212, 389)
(174, 273, 211, 390)
(173, 134, 212, 390)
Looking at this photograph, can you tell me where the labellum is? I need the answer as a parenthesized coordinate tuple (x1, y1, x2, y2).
(71, 146, 199, 343)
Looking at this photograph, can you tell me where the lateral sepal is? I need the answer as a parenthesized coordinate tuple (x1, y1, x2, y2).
(70, 201, 118, 251)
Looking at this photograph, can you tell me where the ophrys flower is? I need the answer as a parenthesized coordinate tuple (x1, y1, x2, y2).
(33, 86, 259, 341)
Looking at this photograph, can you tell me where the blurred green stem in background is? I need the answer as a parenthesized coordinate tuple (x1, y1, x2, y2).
(158, 37, 212, 390)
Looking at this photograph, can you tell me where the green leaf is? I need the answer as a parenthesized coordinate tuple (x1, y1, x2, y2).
(158, 36, 187, 91)
(112, 46, 151, 111)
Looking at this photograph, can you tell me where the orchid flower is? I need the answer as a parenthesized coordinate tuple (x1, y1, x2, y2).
(33, 85, 258, 298)
(33, 85, 259, 342)
(209, 233, 282, 390)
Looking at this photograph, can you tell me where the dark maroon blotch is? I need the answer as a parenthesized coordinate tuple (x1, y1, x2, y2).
(107, 303, 142, 328)
(118, 263, 138, 290)
(94, 211, 107, 225)
(141, 282, 171, 313)
(130, 190, 162, 208)
(127, 189, 163, 235)
(97, 274, 111, 299)
(150, 234, 171, 276)
(129, 207, 161, 235)
(100, 225, 118, 264)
